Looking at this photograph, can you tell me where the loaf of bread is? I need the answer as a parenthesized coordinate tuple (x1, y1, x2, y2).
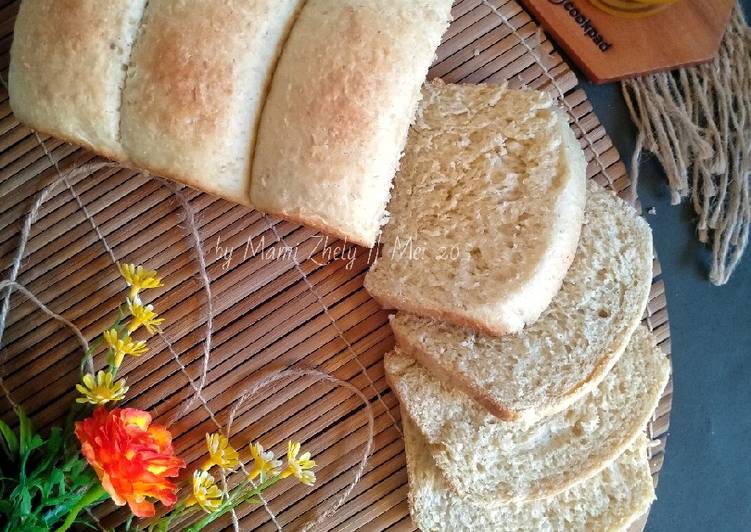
(390, 181, 653, 422)
(9, 0, 303, 207)
(386, 325, 669, 504)
(10, 0, 451, 241)
(364, 81, 587, 335)
(120, 0, 304, 206)
(403, 415, 655, 532)
(251, 0, 454, 247)
(9, 0, 147, 161)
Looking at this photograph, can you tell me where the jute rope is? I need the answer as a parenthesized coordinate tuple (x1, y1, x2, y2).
(225, 369, 375, 532)
(0, 152, 376, 530)
(622, 5, 751, 285)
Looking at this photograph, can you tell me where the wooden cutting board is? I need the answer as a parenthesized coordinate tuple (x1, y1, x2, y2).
(521, 0, 735, 83)
(0, 0, 672, 530)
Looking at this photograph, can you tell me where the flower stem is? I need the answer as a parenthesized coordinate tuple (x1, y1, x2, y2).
(183, 476, 280, 531)
(55, 484, 108, 532)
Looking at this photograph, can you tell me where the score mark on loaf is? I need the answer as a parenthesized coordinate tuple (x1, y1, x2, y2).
(120, 0, 305, 207)
(8, 0, 454, 245)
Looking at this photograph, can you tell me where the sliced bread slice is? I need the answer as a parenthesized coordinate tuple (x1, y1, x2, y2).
(403, 414, 655, 532)
(390, 180, 653, 422)
(364, 81, 587, 336)
(385, 325, 670, 504)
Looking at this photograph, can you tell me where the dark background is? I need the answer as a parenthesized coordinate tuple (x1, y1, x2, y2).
(578, 3, 750, 530)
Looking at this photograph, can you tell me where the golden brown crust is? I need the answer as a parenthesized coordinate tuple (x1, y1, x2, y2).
(251, 0, 453, 247)
(120, 0, 304, 207)
(256, 206, 373, 248)
(366, 287, 515, 337)
(9, 0, 147, 160)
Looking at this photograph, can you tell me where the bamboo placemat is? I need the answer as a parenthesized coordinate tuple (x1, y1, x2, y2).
(0, 0, 672, 530)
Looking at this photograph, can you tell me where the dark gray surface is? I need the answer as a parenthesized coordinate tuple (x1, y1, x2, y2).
(577, 6, 750, 529)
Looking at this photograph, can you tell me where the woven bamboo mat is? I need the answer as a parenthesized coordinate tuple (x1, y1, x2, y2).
(0, 0, 672, 530)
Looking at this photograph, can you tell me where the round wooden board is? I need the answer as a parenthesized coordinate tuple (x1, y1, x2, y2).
(0, 0, 671, 530)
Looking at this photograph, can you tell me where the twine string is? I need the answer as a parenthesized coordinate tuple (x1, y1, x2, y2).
(32, 134, 120, 265)
(0, 161, 116, 379)
(0, 141, 376, 529)
(226, 368, 375, 532)
(622, 6, 751, 285)
(156, 179, 214, 418)
(0, 279, 90, 409)
(262, 216, 401, 437)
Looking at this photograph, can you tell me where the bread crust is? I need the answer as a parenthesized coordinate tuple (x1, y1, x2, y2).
(16, 122, 130, 167)
(257, 205, 373, 248)
(495, 342, 668, 504)
(387, 327, 671, 505)
(139, 164, 254, 208)
(251, 0, 453, 248)
(9, 0, 147, 161)
(403, 413, 656, 532)
(364, 83, 587, 336)
(370, 291, 516, 337)
(120, 0, 304, 208)
(392, 249, 652, 423)
(391, 323, 518, 420)
(388, 183, 655, 423)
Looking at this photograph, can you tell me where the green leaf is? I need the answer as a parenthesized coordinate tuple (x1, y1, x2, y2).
(0, 419, 18, 457)
(66, 457, 93, 490)
(24, 477, 44, 496)
(47, 427, 63, 453)
(50, 468, 66, 498)
(18, 487, 31, 515)
(15, 406, 32, 455)
(29, 428, 63, 481)
(0, 499, 12, 515)
(55, 483, 108, 532)
(28, 435, 44, 453)
(38, 467, 65, 501)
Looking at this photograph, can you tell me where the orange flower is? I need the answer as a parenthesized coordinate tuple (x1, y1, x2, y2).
(75, 407, 186, 518)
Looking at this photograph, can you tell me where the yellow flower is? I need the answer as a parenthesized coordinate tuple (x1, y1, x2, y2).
(75, 370, 128, 405)
(280, 441, 316, 486)
(248, 442, 282, 483)
(103, 328, 148, 367)
(201, 433, 240, 472)
(119, 263, 163, 301)
(185, 470, 223, 513)
(126, 298, 164, 335)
